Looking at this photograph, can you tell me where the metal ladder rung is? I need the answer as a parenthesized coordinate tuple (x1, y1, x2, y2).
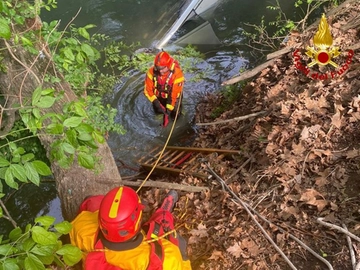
(181, 153, 200, 170)
(162, 150, 180, 162)
(169, 151, 187, 164)
(138, 146, 161, 163)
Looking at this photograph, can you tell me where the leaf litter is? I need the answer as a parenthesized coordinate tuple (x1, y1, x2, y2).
(142, 2, 360, 269)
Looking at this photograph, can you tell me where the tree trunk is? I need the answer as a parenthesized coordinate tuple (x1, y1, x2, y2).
(0, 19, 122, 221)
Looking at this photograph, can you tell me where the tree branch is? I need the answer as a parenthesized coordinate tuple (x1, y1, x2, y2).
(207, 164, 334, 270)
(206, 163, 298, 270)
(342, 223, 357, 270)
(317, 218, 360, 242)
(0, 199, 17, 228)
(196, 111, 266, 126)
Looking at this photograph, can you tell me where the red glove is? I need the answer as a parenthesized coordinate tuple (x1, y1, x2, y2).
(162, 113, 169, 127)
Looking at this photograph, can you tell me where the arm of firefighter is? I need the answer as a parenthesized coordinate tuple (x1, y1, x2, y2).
(78, 195, 105, 213)
(144, 69, 157, 102)
(166, 72, 184, 111)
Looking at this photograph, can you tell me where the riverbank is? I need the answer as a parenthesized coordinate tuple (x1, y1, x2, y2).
(178, 1, 360, 269)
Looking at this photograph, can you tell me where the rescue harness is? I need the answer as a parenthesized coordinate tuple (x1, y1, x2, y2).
(153, 62, 176, 99)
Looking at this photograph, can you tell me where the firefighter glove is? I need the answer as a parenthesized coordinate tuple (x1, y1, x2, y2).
(153, 99, 166, 114)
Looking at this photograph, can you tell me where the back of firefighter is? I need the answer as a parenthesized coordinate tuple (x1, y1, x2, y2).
(143, 51, 185, 120)
(70, 186, 192, 270)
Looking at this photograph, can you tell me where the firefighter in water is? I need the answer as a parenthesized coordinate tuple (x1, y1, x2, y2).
(70, 186, 191, 270)
(144, 51, 185, 127)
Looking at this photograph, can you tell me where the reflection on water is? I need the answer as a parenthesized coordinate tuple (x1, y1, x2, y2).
(1, 183, 60, 235)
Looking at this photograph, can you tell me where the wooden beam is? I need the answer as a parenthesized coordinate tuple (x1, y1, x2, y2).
(165, 146, 240, 155)
(122, 179, 209, 193)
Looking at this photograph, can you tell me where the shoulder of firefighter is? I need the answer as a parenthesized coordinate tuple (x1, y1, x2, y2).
(143, 63, 185, 105)
(70, 196, 192, 270)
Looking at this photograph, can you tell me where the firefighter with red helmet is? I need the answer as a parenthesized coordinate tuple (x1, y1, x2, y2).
(144, 51, 185, 127)
(70, 186, 191, 270)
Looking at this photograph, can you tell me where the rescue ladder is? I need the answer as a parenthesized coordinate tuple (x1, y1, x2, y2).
(138, 146, 240, 179)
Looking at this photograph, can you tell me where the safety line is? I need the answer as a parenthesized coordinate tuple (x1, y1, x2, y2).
(136, 93, 183, 193)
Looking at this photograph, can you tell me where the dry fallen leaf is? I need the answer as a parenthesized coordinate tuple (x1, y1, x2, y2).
(226, 242, 243, 258)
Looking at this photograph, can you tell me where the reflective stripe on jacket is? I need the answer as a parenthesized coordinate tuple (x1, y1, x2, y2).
(144, 63, 185, 111)
(70, 210, 192, 270)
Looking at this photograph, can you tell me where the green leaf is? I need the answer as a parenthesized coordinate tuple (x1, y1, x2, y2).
(92, 130, 105, 144)
(24, 162, 40, 186)
(21, 36, 33, 46)
(76, 123, 94, 133)
(31, 161, 51, 176)
(9, 227, 22, 241)
(21, 153, 35, 163)
(0, 244, 15, 256)
(24, 254, 46, 270)
(61, 142, 75, 154)
(63, 47, 75, 61)
(0, 18, 11, 40)
(57, 156, 72, 168)
(65, 129, 78, 146)
(41, 88, 54, 95)
(83, 24, 97, 29)
(46, 123, 64, 134)
(5, 168, 18, 189)
(23, 238, 36, 251)
(36, 254, 54, 265)
(35, 216, 56, 227)
(32, 87, 43, 106)
(77, 132, 92, 141)
(78, 27, 90, 40)
(10, 164, 27, 182)
(75, 52, 84, 64)
(81, 43, 94, 58)
(73, 102, 87, 117)
(56, 244, 82, 266)
(32, 108, 41, 120)
(30, 244, 56, 256)
(78, 152, 94, 169)
(63, 117, 84, 128)
(0, 258, 19, 270)
(35, 96, 56, 108)
(0, 157, 10, 167)
(13, 147, 25, 155)
(54, 221, 72, 234)
(31, 227, 57, 245)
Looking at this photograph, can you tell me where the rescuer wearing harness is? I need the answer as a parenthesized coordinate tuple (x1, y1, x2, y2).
(70, 186, 191, 270)
(144, 51, 185, 127)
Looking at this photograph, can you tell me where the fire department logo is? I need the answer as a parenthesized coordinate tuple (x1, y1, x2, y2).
(305, 14, 340, 68)
(293, 14, 354, 80)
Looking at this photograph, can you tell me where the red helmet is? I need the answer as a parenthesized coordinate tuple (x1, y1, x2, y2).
(154, 51, 173, 70)
(99, 186, 143, 242)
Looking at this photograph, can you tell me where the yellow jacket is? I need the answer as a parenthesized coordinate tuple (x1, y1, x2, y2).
(70, 210, 192, 270)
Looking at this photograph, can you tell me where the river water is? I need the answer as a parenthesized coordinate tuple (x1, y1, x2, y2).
(2, 0, 299, 234)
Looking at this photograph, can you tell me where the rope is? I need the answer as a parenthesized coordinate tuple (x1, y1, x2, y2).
(136, 93, 183, 193)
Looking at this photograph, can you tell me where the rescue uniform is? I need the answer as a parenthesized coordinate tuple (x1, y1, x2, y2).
(144, 61, 185, 117)
(70, 196, 191, 270)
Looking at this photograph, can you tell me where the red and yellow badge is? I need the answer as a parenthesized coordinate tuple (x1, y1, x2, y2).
(293, 13, 354, 80)
(305, 14, 340, 68)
